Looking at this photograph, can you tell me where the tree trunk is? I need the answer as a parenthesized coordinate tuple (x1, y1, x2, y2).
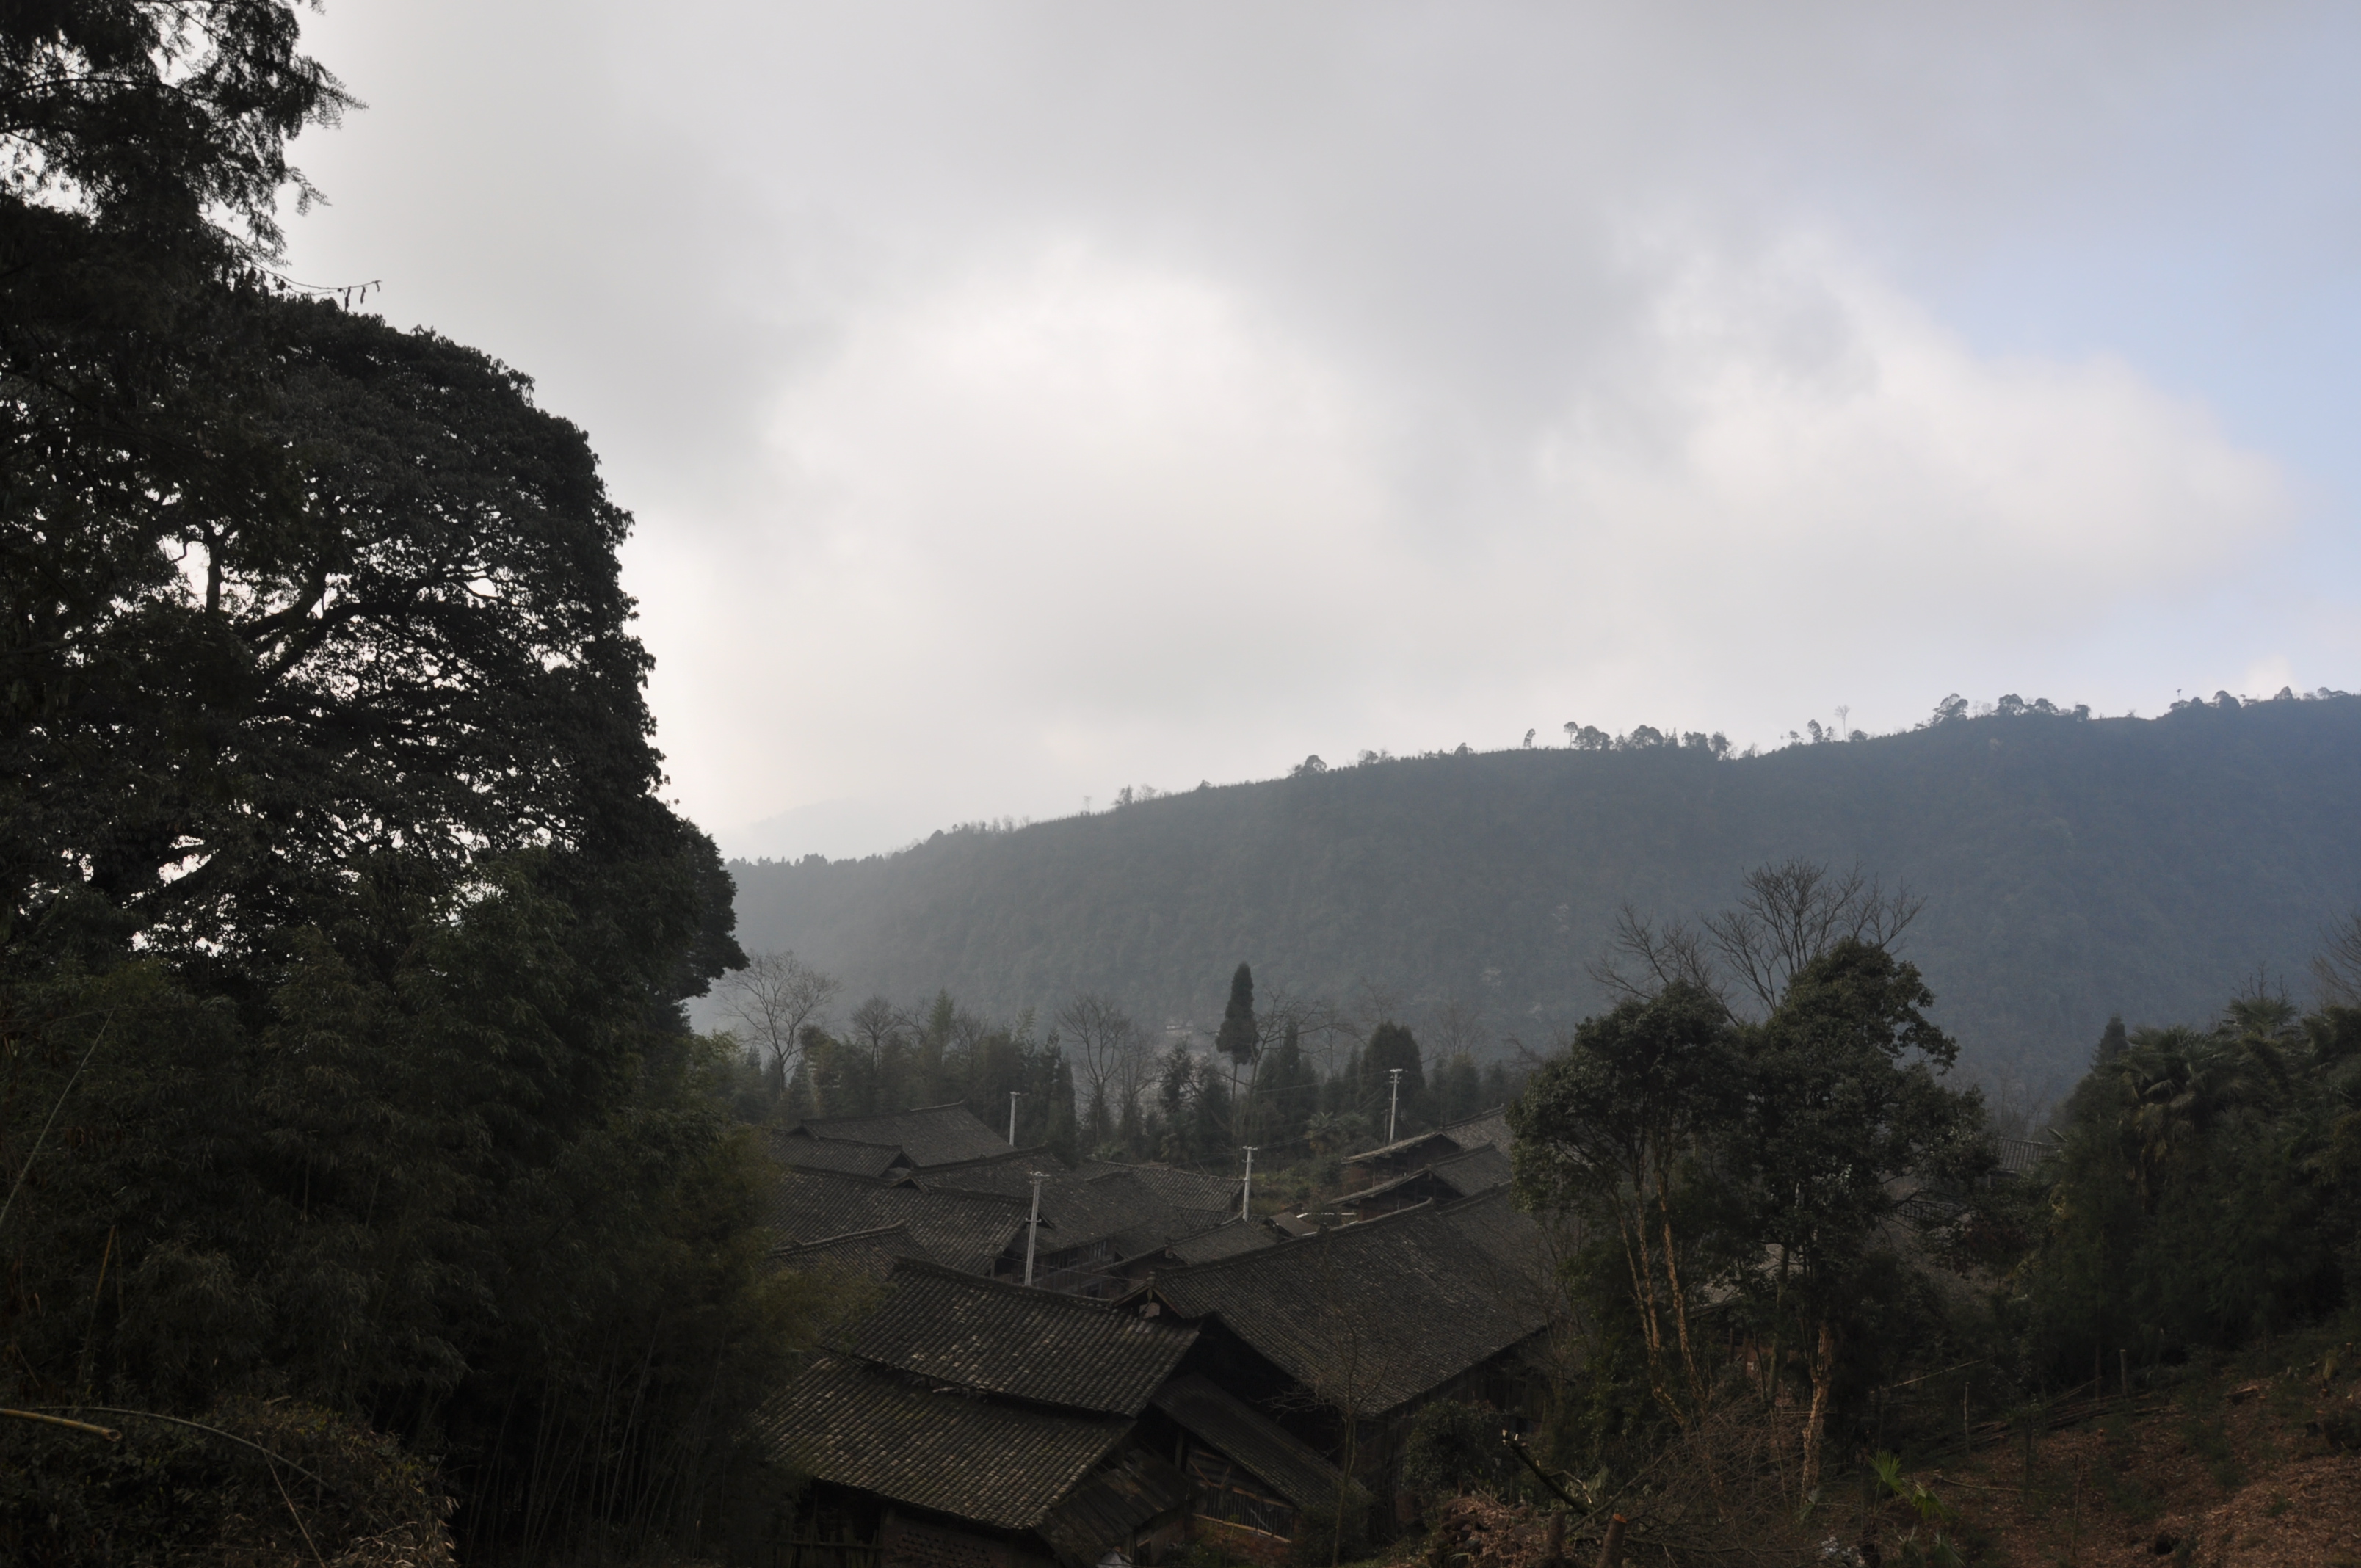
(1593, 1513, 1628, 1568)
(1800, 1318, 1837, 1498)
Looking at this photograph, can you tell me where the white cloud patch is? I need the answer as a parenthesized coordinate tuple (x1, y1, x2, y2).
(279, 3, 2356, 857)
(646, 231, 2288, 852)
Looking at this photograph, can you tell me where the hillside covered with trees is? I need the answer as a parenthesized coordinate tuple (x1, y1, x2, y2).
(730, 691, 2361, 1092)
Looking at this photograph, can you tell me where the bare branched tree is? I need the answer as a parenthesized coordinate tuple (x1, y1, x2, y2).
(715, 951, 839, 1092)
(846, 995, 906, 1075)
(1055, 992, 1136, 1145)
(1341, 976, 1404, 1047)
(1426, 993, 1490, 1062)
(1589, 902, 1723, 1005)
(1701, 858, 1923, 1014)
(2314, 910, 2361, 1007)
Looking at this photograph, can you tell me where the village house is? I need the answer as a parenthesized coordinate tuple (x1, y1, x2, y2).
(768, 1103, 1253, 1296)
(1337, 1106, 1514, 1192)
(762, 1166, 1030, 1275)
(777, 1102, 1023, 1177)
(756, 1260, 1203, 1568)
(1137, 1194, 1556, 1511)
(755, 1100, 1571, 1560)
(1332, 1141, 1512, 1221)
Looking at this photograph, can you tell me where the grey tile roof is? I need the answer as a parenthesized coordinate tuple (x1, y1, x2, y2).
(1349, 1107, 1513, 1168)
(924, 1164, 1230, 1260)
(1081, 1160, 1242, 1213)
(786, 1103, 1014, 1166)
(754, 1355, 1128, 1530)
(917, 1146, 1058, 1183)
(1149, 1373, 1351, 1510)
(775, 1135, 908, 1178)
(780, 1224, 931, 1284)
(843, 1258, 1198, 1415)
(1434, 1186, 1556, 1285)
(1992, 1136, 2057, 1177)
(764, 1168, 1026, 1276)
(1340, 1142, 1514, 1209)
(1159, 1219, 1283, 1266)
(1038, 1450, 1191, 1565)
(1148, 1202, 1550, 1416)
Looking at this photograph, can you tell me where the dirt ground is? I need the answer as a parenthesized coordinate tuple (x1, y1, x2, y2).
(1931, 1361, 2361, 1568)
(1396, 1341, 2361, 1568)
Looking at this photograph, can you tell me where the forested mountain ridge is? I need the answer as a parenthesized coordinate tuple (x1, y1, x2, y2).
(730, 694, 2361, 1088)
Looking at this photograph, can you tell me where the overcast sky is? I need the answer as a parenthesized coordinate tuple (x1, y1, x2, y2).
(280, 2, 2361, 860)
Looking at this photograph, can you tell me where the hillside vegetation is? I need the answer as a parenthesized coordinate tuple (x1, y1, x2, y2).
(730, 694, 2361, 1087)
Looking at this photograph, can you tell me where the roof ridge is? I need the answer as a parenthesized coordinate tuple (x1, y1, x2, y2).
(915, 1181, 1034, 1208)
(783, 1131, 903, 1149)
(1351, 1105, 1512, 1162)
(1159, 1216, 1263, 1245)
(1153, 1199, 1438, 1282)
(883, 1253, 1131, 1314)
(921, 1144, 1055, 1172)
(786, 1222, 913, 1251)
(796, 1100, 982, 1130)
(776, 1166, 910, 1189)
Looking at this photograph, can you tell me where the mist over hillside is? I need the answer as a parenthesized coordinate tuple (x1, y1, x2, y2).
(725, 694, 2361, 1097)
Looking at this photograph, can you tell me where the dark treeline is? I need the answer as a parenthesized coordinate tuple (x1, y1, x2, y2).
(1484, 866, 2361, 1556)
(2, 8, 798, 1562)
(728, 689, 2361, 1098)
(716, 959, 1521, 1172)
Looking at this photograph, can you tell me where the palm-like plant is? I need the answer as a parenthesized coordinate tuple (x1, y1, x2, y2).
(2115, 1019, 2291, 1212)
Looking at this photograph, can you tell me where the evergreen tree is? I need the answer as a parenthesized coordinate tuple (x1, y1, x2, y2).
(1435, 1050, 1484, 1124)
(1362, 1021, 1427, 1135)
(1046, 1048, 1080, 1164)
(1261, 1020, 1318, 1144)
(1215, 962, 1261, 1065)
(2095, 1012, 2130, 1065)
(1192, 1054, 1234, 1162)
(1157, 1042, 1197, 1159)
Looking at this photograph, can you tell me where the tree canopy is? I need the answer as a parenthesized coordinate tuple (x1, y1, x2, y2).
(1, 12, 777, 1558)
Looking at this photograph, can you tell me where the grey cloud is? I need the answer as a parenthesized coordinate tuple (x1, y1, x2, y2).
(283, 2, 2357, 853)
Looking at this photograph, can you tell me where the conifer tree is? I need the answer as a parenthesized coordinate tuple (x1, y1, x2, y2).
(1215, 962, 1261, 1064)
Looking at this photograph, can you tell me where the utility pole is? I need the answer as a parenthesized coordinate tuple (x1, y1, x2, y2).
(1023, 1169, 1047, 1288)
(1387, 1067, 1404, 1144)
(1240, 1146, 1257, 1222)
(1008, 1089, 1022, 1146)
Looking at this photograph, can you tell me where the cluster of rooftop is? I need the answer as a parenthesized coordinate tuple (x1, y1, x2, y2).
(757, 1104, 1548, 1568)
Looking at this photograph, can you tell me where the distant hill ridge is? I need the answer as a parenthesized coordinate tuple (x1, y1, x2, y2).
(725, 695, 2361, 1090)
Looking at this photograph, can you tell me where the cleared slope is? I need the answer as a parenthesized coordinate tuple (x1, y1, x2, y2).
(727, 698, 2361, 1084)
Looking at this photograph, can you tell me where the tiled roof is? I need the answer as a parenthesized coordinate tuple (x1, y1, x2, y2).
(786, 1103, 1014, 1166)
(1434, 1187, 1556, 1286)
(925, 1164, 1230, 1260)
(780, 1224, 931, 1283)
(1992, 1136, 2056, 1176)
(1149, 1202, 1550, 1415)
(1349, 1107, 1513, 1168)
(1081, 1159, 1242, 1213)
(775, 1135, 907, 1178)
(1038, 1450, 1191, 1565)
(915, 1146, 1056, 1181)
(1341, 1142, 1514, 1208)
(844, 1258, 1198, 1415)
(755, 1355, 1127, 1530)
(764, 1168, 1026, 1275)
(1150, 1373, 1352, 1509)
(1160, 1220, 1283, 1266)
